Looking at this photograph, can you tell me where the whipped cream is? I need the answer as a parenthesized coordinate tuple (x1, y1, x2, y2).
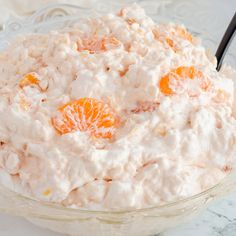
(0, 4, 236, 210)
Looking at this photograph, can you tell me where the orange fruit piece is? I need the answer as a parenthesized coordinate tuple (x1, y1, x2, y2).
(165, 37, 177, 52)
(176, 26, 193, 43)
(19, 73, 39, 88)
(77, 36, 120, 54)
(153, 26, 193, 52)
(119, 67, 129, 77)
(152, 29, 178, 51)
(159, 66, 208, 96)
(52, 98, 120, 139)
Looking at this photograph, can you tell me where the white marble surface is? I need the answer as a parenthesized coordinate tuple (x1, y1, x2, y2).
(163, 192, 236, 236)
(0, 192, 236, 235)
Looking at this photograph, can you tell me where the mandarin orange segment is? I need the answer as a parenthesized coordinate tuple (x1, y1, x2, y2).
(175, 66, 202, 79)
(165, 37, 178, 52)
(153, 26, 193, 52)
(159, 66, 208, 96)
(52, 98, 120, 139)
(119, 67, 129, 77)
(19, 73, 39, 88)
(159, 74, 173, 95)
(153, 30, 178, 51)
(176, 27, 193, 43)
(77, 36, 120, 54)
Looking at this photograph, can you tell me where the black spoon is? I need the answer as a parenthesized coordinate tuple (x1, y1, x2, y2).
(215, 12, 236, 71)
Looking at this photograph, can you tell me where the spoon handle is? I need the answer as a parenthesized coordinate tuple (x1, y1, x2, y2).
(215, 12, 236, 71)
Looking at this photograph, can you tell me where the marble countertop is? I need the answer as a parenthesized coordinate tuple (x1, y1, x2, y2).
(0, 192, 236, 236)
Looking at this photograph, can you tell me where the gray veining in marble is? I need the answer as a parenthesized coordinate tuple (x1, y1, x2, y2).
(162, 192, 236, 236)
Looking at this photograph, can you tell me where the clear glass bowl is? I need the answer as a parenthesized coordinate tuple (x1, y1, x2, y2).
(0, 1, 236, 236)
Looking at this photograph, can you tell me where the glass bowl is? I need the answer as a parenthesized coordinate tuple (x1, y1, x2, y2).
(0, 1, 236, 236)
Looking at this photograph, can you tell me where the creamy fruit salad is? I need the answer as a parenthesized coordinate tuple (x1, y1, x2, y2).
(0, 4, 236, 210)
